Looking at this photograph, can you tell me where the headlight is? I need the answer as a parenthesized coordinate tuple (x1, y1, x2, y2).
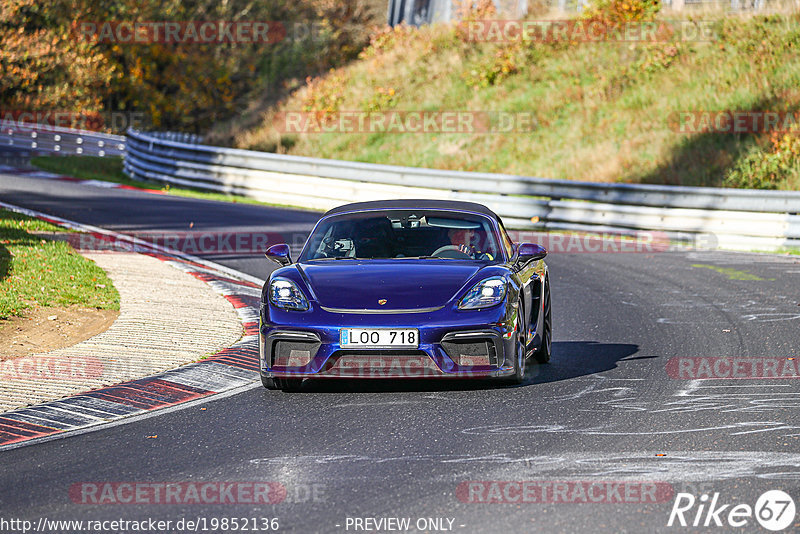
(269, 277, 309, 311)
(458, 276, 507, 310)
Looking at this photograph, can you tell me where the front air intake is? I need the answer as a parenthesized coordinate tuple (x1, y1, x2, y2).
(441, 339, 497, 366)
(272, 340, 320, 367)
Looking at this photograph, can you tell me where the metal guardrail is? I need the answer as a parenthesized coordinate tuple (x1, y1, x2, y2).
(123, 128, 800, 251)
(0, 121, 126, 157)
(388, 0, 775, 27)
(145, 131, 205, 145)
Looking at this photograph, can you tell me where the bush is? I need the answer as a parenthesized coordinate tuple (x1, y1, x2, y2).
(462, 44, 521, 88)
(359, 24, 417, 59)
(362, 87, 399, 112)
(0, 0, 382, 133)
(301, 71, 348, 114)
(581, 0, 661, 24)
(724, 129, 800, 189)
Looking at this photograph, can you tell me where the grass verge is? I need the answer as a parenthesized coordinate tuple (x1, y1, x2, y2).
(229, 10, 800, 190)
(0, 209, 120, 319)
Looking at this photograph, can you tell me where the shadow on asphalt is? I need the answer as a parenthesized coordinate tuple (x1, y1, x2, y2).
(526, 340, 639, 385)
(0, 184, 320, 234)
(287, 340, 640, 393)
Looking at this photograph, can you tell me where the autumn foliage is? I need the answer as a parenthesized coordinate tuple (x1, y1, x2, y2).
(0, 0, 381, 132)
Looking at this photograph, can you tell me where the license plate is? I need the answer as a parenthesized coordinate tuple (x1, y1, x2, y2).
(340, 328, 419, 348)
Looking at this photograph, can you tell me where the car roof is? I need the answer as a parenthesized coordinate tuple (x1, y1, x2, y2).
(322, 199, 501, 221)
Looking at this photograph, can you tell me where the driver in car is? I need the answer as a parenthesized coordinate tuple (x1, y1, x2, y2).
(447, 228, 494, 260)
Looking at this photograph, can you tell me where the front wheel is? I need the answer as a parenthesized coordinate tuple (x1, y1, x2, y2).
(504, 310, 527, 385)
(533, 278, 552, 364)
(261, 374, 279, 390)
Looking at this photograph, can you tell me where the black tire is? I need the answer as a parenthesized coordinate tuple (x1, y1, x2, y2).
(279, 378, 303, 392)
(261, 374, 280, 390)
(505, 310, 527, 385)
(261, 374, 303, 392)
(534, 278, 552, 364)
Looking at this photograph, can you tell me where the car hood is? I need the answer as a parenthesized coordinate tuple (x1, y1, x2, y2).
(298, 261, 484, 311)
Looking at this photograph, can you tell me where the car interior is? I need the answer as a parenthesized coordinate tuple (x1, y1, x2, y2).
(305, 212, 500, 260)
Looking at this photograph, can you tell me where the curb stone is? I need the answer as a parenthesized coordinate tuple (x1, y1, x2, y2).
(0, 251, 244, 412)
(0, 201, 265, 451)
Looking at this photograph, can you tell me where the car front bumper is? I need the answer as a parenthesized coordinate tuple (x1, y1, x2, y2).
(259, 304, 520, 379)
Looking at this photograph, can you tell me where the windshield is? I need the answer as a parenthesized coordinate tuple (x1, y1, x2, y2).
(299, 209, 503, 262)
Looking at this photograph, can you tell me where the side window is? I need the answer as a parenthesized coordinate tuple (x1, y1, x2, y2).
(476, 221, 500, 258)
(500, 224, 514, 258)
(312, 225, 334, 257)
(311, 223, 355, 258)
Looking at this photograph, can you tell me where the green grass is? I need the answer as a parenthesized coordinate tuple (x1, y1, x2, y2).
(0, 209, 74, 234)
(30, 156, 323, 212)
(0, 209, 120, 319)
(31, 156, 131, 186)
(691, 263, 770, 281)
(746, 247, 800, 256)
(228, 12, 800, 190)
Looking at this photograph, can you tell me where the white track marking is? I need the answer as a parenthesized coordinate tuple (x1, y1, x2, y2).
(0, 382, 261, 452)
(250, 451, 800, 482)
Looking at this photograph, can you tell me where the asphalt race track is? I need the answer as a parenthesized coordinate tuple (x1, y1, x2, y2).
(1, 172, 800, 533)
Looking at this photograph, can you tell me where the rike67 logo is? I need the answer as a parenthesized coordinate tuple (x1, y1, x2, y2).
(668, 490, 796, 531)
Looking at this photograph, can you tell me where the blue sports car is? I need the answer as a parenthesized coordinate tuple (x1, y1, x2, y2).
(259, 199, 551, 391)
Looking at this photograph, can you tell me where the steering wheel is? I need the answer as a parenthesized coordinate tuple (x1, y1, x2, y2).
(431, 245, 472, 259)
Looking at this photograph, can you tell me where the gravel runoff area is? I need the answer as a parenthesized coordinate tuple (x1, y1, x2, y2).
(0, 252, 244, 412)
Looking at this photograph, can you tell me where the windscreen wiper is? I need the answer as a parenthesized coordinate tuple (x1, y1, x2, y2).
(396, 255, 447, 259)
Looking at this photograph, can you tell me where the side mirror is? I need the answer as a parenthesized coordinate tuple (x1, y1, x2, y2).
(265, 243, 292, 266)
(516, 243, 547, 263)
